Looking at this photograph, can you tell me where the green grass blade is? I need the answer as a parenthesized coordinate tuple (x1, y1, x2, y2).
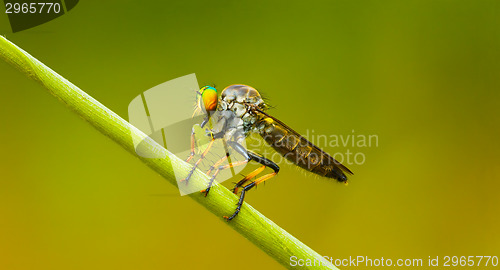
(0, 35, 339, 270)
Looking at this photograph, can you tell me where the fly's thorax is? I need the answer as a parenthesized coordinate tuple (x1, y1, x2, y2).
(218, 84, 266, 134)
(220, 85, 264, 106)
(220, 85, 266, 116)
(209, 107, 247, 143)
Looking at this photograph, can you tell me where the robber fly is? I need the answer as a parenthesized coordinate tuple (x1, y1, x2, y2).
(184, 84, 353, 220)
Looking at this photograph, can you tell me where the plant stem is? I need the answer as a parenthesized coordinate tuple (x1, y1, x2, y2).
(0, 36, 339, 270)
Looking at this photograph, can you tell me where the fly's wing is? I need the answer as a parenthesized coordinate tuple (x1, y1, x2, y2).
(254, 108, 352, 181)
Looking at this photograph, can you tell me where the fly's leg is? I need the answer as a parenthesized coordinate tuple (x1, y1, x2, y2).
(205, 155, 228, 176)
(224, 151, 280, 221)
(232, 151, 279, 193)
(224, 171, 278, 221)
(185, 117, 209, 163)
(182, 127, 226, 185)
(181, 137, 214, 185)
(185, 126, 196, 163)
(231, 165, 265, 194)
(201, 159, 249, 197)
(201, 141, 256, 196)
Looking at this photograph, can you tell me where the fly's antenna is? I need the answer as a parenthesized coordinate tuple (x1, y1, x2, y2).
(201, 82, 218, 91)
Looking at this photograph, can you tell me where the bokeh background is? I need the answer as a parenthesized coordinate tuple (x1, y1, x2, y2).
(1, 1, 499, 269)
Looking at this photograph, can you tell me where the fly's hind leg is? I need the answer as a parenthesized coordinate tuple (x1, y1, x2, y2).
(224, 150, 280, 221)
(231, 151, 279, 194)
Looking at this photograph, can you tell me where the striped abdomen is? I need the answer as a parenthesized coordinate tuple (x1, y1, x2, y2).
(254, 112, 352, 182)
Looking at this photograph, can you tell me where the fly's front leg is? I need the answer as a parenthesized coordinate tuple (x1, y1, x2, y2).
(185, 117, 209, 163)
(181, 117, 216, 185)
(185, 126, 196, 163)
(182, 126, 227, 186)
(181, 137, 214, 185)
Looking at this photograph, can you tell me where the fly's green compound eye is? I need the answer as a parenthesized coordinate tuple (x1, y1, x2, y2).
(200, 86, 218, 112)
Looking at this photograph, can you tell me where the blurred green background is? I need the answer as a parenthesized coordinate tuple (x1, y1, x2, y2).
(1, 1, 499, 269)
